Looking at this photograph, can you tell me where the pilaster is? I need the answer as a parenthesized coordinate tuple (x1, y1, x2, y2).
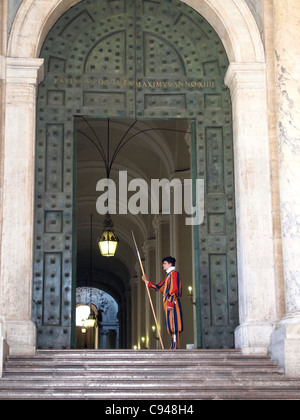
(225, 62, 277, 354)
(142, 239, 157, 349)
(0, 57, 44, 355)
(130, 277, 138, 349)
(152, 214, 170, 346)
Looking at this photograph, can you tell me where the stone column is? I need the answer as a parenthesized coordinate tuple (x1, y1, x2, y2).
(100, 330, 109, 350)
(125, 287, 131, 349)
(130, 277, 138, 348)
(152, 214, 170, 347)
(271, 0, 300, 376)
(225, 63, 277, 355)
(143, 239, 156, 348)
(0, 316, 9, 378)
(135, 262, 143, 349)
(0, 57, 44, 355)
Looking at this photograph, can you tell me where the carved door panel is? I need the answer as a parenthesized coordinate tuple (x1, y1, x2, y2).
(33, 0, 238, 349)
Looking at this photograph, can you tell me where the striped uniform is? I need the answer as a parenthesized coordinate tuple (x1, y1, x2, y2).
(148, 269, 184, 349)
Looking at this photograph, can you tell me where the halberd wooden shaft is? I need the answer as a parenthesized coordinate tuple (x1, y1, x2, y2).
(131, 231, 164, 350)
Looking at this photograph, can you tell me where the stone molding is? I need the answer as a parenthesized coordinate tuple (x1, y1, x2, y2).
(152, 214, 170, 233)
(224, 62, 267, 99)
(6, 57, 44, 85)
(0, 56, 5, 80)
(181, 0, 265, 63)
(142, 239, 156, 254)
(8, 0, 265, 63)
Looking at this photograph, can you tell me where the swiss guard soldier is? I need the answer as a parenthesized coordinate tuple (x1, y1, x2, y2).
(142, 257, 184, 349)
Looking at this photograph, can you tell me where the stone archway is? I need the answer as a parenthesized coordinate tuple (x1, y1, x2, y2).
(8, 0, 265, 63)
(76, 287, 120, 349)
(2, 0, 277, 356)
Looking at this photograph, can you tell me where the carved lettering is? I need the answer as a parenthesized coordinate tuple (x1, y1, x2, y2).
(53, 76, 215, 90)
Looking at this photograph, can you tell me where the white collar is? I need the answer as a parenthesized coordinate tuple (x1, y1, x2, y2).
(166, 266, 176, 274)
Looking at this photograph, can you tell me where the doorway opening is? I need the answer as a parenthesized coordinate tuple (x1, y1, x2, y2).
(75, 117, 196, 349)
(76, 288, 120, 349)
(33, 0, 239, 351)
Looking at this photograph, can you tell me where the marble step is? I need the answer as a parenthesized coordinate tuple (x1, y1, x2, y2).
(1, 388, 300, 400)
(1, 350, 298, 400)
(2, 376, 300, 389)
(5, 358, 278, 368)
(5, 350, 279, 369)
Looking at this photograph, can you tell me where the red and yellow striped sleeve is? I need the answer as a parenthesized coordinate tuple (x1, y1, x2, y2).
(148, 278, 165, 293)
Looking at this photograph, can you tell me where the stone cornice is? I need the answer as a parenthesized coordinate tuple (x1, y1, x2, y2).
(224, 62, 267, 100)
(6, 57, 44, 84)
(0, 55, 5, 80)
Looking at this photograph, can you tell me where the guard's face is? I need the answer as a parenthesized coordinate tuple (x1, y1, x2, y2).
(162, 261, 172, 271)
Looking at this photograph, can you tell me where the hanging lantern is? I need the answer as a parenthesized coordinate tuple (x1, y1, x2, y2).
(98, 213, 119, 257)
(86, 311, 96, 328)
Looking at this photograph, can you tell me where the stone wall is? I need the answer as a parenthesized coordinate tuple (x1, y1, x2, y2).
(270, 0, 300, 377)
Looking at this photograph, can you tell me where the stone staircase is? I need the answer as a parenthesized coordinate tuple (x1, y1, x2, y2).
(0, 349, 300, 400)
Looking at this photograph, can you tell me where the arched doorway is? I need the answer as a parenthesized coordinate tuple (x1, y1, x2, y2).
(75, 116, 195, 349)
(4, 0, 277, 357)
(32, 0, 238, 350)
(76, 288, 120, 349)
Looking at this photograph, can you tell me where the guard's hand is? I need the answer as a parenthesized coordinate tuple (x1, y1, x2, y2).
(142, 274, 148, 283)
